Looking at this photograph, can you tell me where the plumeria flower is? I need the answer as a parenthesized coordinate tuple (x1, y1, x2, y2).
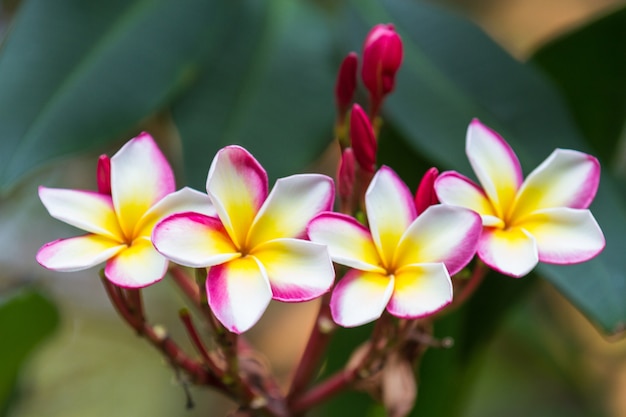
(152, 145, 335, 334)
(37, 132, 214, 288)
(308, 166, 481, 327)
(435, 119, 605, 277)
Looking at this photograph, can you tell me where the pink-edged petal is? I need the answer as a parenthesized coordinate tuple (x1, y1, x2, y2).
(152, 213, 240, 268)
(111, 132, 176, 239)
(394, 205, 481, 276)
(39, 187, 124, 241)
(519, 207, 605, 264)
(466, 119, 523, 218)
(36, 235, 125, 272)
(477, 227, 538, 278)
(105, 238, 168, 288)
(137, 187, 215, 238)
(247, 174, 334, 248)
(307, 212, 385, 273)
(366, 166, 417, 268)
(510, 149, 601, 221)
(207, 145, 268, 248)
(387, 263, 452, 318)
(331, 269, 394, 327)
(434, 171, 501, 226)
(251, 238, 334, 302)
(206, 256, 272, 334)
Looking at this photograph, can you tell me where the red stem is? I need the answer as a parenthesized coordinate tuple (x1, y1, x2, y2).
(447, 260, 488, 312)
(290, 369, 357, 414)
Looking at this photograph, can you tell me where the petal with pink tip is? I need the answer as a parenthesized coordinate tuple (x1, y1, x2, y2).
(477, 227, 537, 277)
(137, 187, 215, 238)
(152, 213, 240, 268)
(466, 120, 523, 218)
(387, 263, 452, 318)
(252, 238, 334, 302)
(519, 208, 605, 264)
(510, 149, 601, 221)
(39, 187, 124, 241)
(394, 205, 481, 276)
(207, 145, 268, 248)
(331, 270, 394, 327)
(248, 174, 334, 248)
(105, 238, 168, 288)
(307, 212, 385, 273)
(366, 166, 416, 268)
(206, 256, 272, 334)
(111, 132, 175, 239)
(434, 171, 500, 225)
(36, 235, 125, 271)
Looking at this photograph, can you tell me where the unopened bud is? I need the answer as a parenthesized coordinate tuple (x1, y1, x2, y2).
(361, 24, 403, 115)
(414, 167, 439, 214)
(335, 52, 358, 119)
(97, 154, 111, 195)
(350, 104, 377, 173)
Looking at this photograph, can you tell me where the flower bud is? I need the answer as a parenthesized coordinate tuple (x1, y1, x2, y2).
(335, 52, 358, 119)
(361, 24, 403, 112)
(414, 167, 439, 214)
(97, 154, 111, 195)
(350, 104, 377, 173)
(338, 147, 356, 201)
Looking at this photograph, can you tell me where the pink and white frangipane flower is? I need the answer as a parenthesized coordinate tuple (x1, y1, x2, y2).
(36, 132, 214, 288)
(152, 145, 336, 334)
(308, 166, 482, 328)
(435, 119, 605, 278)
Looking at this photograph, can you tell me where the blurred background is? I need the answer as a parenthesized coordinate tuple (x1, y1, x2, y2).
(1, 0, 626, 416)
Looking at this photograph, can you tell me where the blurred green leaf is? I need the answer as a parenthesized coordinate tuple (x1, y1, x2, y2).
(532, 7, 626, 164)
(0, 288, 59, 412)
(343, 0, 626, 335)
(172, 0, 336, 189)
(0, 0, 224, 193)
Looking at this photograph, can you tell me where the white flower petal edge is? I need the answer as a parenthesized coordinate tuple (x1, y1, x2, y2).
(387, 263, 452, 318)
(37, 235, 125, 272)
(331, 270, 394, 328)
(520, 208, 605, 264)
(307, 212, 385, 273)
(477, 227, 538, 277)
(206, 256, 272, 334)
(105, 238, 168, 288)
(252, 238, 334, 302)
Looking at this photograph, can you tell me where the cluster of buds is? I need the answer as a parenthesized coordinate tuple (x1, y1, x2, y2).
(34, 22, 605, 417)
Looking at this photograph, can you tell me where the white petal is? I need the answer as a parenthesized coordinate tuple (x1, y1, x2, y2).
(247, 174, 334, 247)
(387, 263, 452, 318)
(206, 256, 272, 334)
(520, 208, 605, 264)
(477, 227, 538, 277)
(330, 270, 394, 327)
(37, 235, 125, 272)
(434, 171, 500, 223)
(39, 187, 124, 241)
(152, 213, 240, 268)
(104, 238, 168, 288)
(252, 238, 334, 302)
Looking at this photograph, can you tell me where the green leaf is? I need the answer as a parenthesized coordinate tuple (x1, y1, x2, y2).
(345, 0, 626, 334)
(0, 288, 59, 411)
(0, 0, 225, 193)
(532, 7, 626, 164)
(171, 0, 336, 189)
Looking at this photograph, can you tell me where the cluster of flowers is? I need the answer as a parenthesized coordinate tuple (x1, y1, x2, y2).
(36, 25, 605, 338)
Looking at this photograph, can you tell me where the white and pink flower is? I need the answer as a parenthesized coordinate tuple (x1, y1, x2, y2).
(435, 119, 605, 277)
(308, 166, 481, 328)
(36, 132, 214, 288)
(152, 145, 335, 334)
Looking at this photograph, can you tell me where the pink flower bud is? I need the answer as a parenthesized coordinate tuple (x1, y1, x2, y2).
(335, 52, 358, 118)
(97, 154, 111, 195)
(414, 167, 439, 214)
(338, 147, 356, 201)
(350, 104, 377, 173)
(361, 24, 403, 105)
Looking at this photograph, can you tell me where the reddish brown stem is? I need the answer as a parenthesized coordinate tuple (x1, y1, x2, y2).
(179, 309, 225, 379)
(447, 260, 488, 312)
(290, 369, 357, 414)
(287, 294, 334, 402)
